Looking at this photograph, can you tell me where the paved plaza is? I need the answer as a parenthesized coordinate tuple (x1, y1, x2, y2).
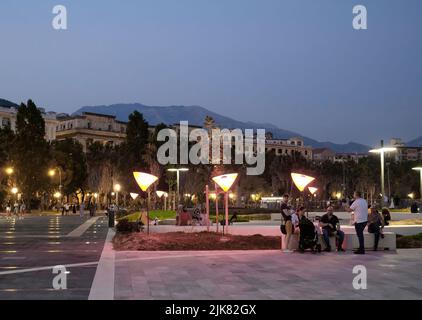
(113, 249, 422, 300)
(1, 215, 422, 300)
(0, 215, 108, 299)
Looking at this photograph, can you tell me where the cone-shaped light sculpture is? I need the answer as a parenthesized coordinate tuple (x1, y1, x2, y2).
(212, 173, 238, 192)
(130, 193, 139, 200)
(308, 187, 318, 195)
(133, 172, 158, 192)
(291, 173, 315, 192)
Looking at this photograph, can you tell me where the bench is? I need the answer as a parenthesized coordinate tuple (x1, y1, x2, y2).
(281, 231, 396, 251)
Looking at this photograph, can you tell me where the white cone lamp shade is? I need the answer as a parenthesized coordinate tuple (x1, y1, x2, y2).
(291, 173, 315, 192)
(212, 173, 238, 192)
(130, 193, 139, 200)
(133, 172, 158, 192)
(308, 187, 318, 195)
(156, 191, 168, 198)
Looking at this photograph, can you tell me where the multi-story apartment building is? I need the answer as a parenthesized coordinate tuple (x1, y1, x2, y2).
(0, 104, 59, 141)
(265, 134, 313, 160)
(390, 138, 422, 162)
(55, 112, 128, 152)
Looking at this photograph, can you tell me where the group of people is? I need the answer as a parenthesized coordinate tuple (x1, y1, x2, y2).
(58, 202, 97, 217)
(4, 201, 26, 219)
(281, 191, 391, 254)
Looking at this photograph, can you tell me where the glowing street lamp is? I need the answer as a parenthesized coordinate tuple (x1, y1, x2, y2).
(130, 193, 139, 200)
(408, 193, 415, 200)
(48, 167, 63, 204)
(370, 140, 397, 205)
(5, 167, 14, 175)
(308, 187, 318, 196)
(291, 173, 315, 192)
(133, 172, 158, 235)
(412, 167, 422, 200)
(54, 192, 62, 199)
(113, 183, 121, 206)
(212, 173, 238, 234)
(11, 187, 18, 195)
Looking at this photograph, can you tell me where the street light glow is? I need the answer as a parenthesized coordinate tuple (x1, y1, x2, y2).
(212, 173, 238, 192)
(48, 169, 56, 177)
(167, 168, 189, 172)
(130, 193, 139, 200)
(5, 167, 14, 175)
(308, 187, 318, 195)
(113, 183, 121, 192)
(369, 147, 397, 153)
(54, 192, 61, 199)
(11, 187, 18, 195)
(156, 191, 168, 198)
(133, 172, 158, 192)
(291, 173, 315, 192)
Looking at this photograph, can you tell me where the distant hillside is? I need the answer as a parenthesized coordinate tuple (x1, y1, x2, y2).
(0, 98, 18, 108)
(407, 136, 422, 147)
(74, 103, 370, 153)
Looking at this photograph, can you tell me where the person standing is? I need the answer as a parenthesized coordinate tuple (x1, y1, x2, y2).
(346, 191, 368, 254)
(280, 194, 294, 253)
(79, 202, 85, 218)
(320, 206, 345, 252)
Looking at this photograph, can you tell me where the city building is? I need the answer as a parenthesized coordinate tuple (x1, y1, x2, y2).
(56, 112, 128, 151)
(265, 134, 313, 160)
(0, 104, 59, 141)
(390, 138, 422, 162)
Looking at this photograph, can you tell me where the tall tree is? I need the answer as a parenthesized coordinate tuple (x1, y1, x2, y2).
(50, 138, 87, 200)
(12, 100, 50, 208)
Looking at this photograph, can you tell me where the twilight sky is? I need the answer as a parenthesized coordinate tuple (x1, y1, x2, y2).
(1, 0, 421, 145)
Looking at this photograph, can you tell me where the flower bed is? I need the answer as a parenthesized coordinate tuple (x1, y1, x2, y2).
(113, 231, 281, 251)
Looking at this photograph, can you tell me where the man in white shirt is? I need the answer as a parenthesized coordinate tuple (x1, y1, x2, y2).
(346, 191, 368, 254)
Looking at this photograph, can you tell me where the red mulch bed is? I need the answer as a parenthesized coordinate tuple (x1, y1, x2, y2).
(113, 231, 281, 251)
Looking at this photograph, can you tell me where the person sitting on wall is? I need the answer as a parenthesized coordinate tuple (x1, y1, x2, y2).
(320, 206, 345, 252)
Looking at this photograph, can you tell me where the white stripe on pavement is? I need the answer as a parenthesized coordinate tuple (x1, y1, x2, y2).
(88, 228, 115, 300)
(66, 217, 100, 237)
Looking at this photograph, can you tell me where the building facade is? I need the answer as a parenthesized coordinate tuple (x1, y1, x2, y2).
(0, 105, 59, 141)
(390, 138, 422, 162)
(55, 112, 128, 152)
(265, 136, 313, 160)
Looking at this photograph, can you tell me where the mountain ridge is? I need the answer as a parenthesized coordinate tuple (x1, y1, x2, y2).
(74, 103, 371, 153)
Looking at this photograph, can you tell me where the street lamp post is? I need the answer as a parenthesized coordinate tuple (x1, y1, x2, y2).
(369, 140, 397, 206)
(212, 173, 238, 235)
(133, 172, 158, 235)
(49, 167, 63, 204)
(167, 168, 189, 206)
(412, 167, 422, 200)
(113, 183, 121, 207)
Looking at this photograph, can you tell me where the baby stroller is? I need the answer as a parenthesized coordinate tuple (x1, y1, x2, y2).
(298, 218, 321, 253)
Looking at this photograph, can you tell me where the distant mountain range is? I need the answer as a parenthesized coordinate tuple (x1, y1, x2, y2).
(3, 98, 420, 153)
(407, 136, 422, 147)
(74, 103, 371, 153)
(0, 98, 18, 108)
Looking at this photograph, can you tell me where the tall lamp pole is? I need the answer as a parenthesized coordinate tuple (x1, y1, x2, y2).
(369, 140, 397, 206)
(49, 167, 63, 204)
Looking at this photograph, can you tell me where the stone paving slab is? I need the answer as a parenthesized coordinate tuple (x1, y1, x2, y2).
(114, 249, 422, 300)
